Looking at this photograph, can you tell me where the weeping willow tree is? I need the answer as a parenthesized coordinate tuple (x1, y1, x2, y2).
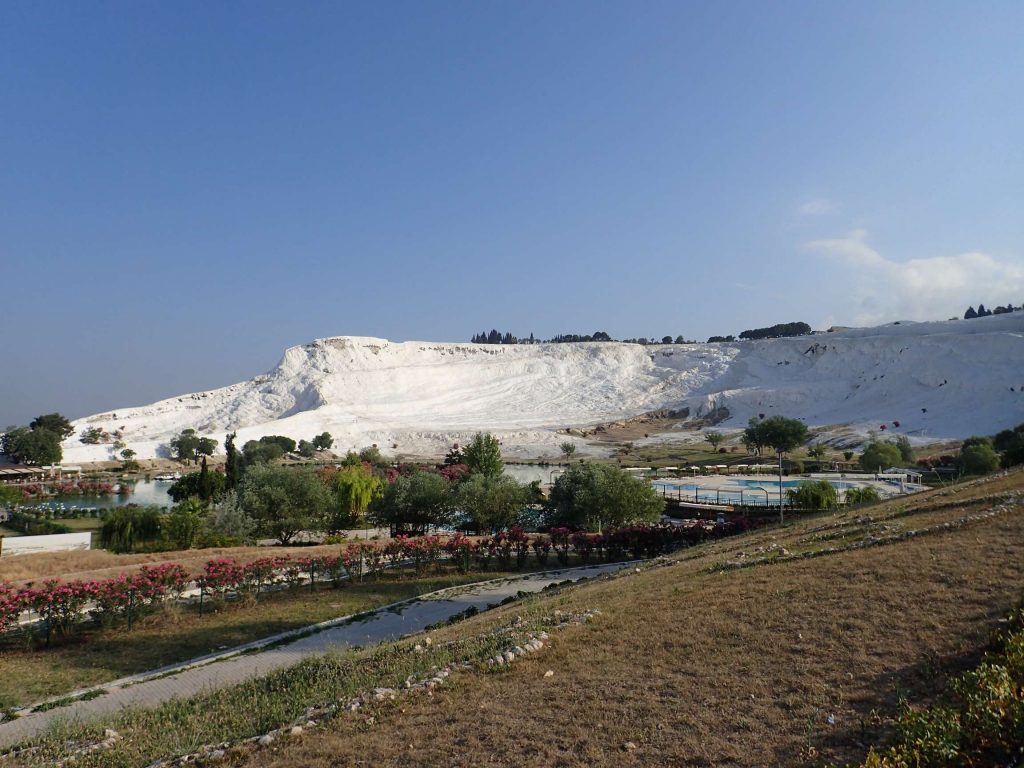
(786, 480, 838, 511)
(327, 464, 384, 531)
(100, 506, 163, 553)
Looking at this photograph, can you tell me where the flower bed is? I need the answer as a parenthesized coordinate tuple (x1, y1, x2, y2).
(0, 521, 748, 648)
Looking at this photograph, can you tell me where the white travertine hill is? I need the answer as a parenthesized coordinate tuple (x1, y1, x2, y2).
(63, 314, 1024, 462)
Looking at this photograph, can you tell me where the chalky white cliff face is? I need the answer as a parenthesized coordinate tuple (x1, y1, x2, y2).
(64, 314, 1024, 462)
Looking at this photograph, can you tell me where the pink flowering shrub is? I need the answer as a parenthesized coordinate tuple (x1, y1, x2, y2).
(444, 533, 473, 573)
(0, 583, 24, 635)
(200, 558, 245, 595)
(549, 527, 572, 564)
(1, 522, 754, 649)
(531, 534, 551, 566)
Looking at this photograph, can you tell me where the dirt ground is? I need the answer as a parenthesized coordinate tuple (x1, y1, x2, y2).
(0, 543, 354, 585)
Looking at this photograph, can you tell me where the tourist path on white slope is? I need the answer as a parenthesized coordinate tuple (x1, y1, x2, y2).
(0, 562, 633, 750)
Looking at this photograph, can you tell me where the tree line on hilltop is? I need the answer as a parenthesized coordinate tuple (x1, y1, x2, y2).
(963, 303, 1019, 319)
(472, 321, 812, 345)
(470, 329, 697, 345)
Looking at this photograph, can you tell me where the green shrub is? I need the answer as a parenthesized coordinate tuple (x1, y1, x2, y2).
(958, 441, 1000, 475)
(786, 480, 837, 510)
(859, 441, 903, 472)
(852, 605, 1024, 767)
(845, 486, 881, 505)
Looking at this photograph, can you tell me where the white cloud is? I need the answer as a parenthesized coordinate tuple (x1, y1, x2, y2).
(797, 198, 838, 217)
(804, 230, 1024, 325)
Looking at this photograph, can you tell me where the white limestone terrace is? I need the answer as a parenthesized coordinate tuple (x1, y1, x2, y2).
(63, 313, 1024, 463)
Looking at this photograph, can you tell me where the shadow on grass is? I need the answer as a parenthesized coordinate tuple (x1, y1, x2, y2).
(798, 605, 1006, 767)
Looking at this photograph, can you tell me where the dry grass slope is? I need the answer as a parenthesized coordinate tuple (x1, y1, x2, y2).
(230, 470, 1024, 768)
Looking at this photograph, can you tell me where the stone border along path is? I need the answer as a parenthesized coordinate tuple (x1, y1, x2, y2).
(0, 561, 637, 750)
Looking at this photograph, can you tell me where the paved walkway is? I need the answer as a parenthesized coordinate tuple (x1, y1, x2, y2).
(0, 562, 631, 749)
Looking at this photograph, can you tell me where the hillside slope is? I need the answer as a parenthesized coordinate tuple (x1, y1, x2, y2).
(64, 314, 1024, 462)
(228, 471, 1024, 768)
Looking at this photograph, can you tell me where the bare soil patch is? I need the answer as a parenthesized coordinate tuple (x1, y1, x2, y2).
(0, 543, 356, 586)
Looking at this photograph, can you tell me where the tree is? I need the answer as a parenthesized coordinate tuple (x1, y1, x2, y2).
(120, 448, 139, 471)
(895, 435, 914, 463)
(744, 417, 808, 461)
(312, 432, 334, 451)
(196, 437, 217, 458)
(242, 439, 285, 465)
(454, 474, 529, 533)
(559, 442, 577, 460)
(240, 464, 333, 544)
(738, 321, 811, 340)
(297, 440, 316, 458)
(170, 429, 201, 464)
(0, 485, 21, 505)
(79, 426, 108, 444)
(325, 464, 384, 531)
(260, 435, 297, 454)
(808, 443, 828, 461)
(964, 306, 978, 319)
(358, 445, 385, 466)
(859, 441, 902, 472)
(993, 423, 1024, 468)
(463, 432, 503, 478)
(546, 463, 664, 531)
(163, 498, 204, 550)
(740, 420, 761, 454)
(341, 450, 363, 467)
(1, 427, 27, 460)
(29, 413, 74, 439)
(100, 507, 163, 553)
(167, 463, 226, 504)
(369, 471, 454, 533)
(705, 431, 724, 451)
(202, 495, 258, 547)
(958, 439, 999, 475)
(2, 426, 62, 465)
(786, 480, 838, 510)
(224, 432, 241, 490)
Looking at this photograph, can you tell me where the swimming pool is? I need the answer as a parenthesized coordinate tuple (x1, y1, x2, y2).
(651, 477, 857, 506)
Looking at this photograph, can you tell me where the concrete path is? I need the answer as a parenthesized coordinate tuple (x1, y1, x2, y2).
(0, 562, 632, 749)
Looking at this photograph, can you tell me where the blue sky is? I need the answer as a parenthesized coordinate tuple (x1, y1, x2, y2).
(2, 1, 1022, 425)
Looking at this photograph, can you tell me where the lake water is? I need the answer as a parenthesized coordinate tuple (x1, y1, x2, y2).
(652, 477, 857, 507)
(20, 480, 174, 512)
